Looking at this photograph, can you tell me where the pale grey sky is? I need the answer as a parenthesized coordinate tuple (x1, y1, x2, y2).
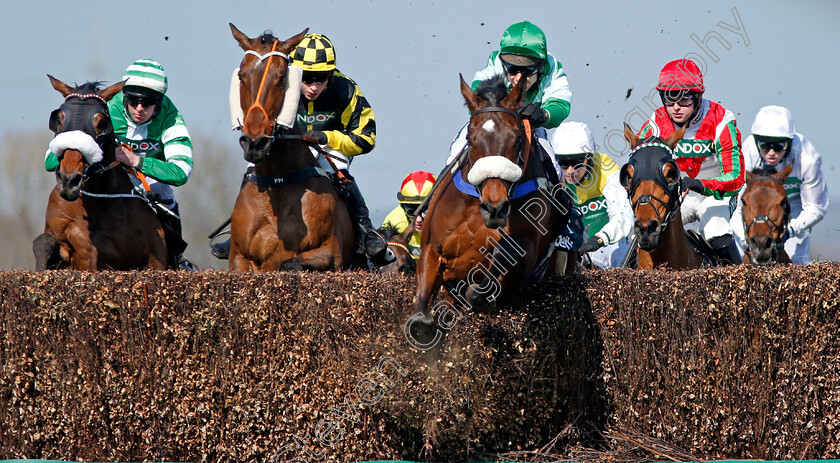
(5, 0, 839, 260)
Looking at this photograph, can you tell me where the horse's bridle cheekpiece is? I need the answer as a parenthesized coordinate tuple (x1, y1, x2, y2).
(626, 139, 682, 227)
(244, 41, 291, 134)
(743, 175, 791, 258)
(464, 105, 530, 197)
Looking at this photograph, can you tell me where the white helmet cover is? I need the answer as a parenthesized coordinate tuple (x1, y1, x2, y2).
(751, 105, 795, 139)
(551, 121, 595, 156)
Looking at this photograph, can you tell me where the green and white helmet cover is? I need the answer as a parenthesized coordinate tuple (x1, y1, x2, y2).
(123, 59, 168, 95)
(500, 21, 547, 61)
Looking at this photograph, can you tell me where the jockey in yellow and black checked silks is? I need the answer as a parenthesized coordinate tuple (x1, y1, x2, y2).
(292, 34, 375, 156)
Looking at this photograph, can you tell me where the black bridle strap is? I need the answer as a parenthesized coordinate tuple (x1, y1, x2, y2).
(82, 160, 121, 182)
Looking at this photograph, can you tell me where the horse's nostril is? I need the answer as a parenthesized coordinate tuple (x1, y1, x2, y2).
(254, 137, 272, 153)
(239, 135, 252, 151)
(498, 200, 511, 218)
(67, 174, 82, 189)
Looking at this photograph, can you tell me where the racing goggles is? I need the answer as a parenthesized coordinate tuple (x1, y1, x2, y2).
(757, 140, 790, 153)
(302, 71, 332, 85)
(501, 60, 542, 77)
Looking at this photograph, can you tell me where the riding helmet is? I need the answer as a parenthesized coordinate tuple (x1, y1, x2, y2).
(292, 34, 337, 72)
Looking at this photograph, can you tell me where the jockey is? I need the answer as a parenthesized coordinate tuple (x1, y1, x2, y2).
(45, 59, 196, 270)
(381, 171, 437, 260)
(446, 20, 572, 181)
(552, 122, 633, 268)
(730, 105, 829, 264)
(637, 58, 744, 265)
(445, 21, 580, 248)
(211, 33, 389, 265)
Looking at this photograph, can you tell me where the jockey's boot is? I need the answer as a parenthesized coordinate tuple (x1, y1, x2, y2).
(210, 172, 250, 260)
(709, 233, 743, 266)
(342, 171, 392, 266)
(155, 202, 197, 271)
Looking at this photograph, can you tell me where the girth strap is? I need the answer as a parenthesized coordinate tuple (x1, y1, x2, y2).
(246, 166, 329, 187)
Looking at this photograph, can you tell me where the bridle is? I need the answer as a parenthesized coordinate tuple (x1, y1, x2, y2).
(465, 105, 532, 197)
(624, 140, 684, 232)
(243, 41, 291, 139)
(52, 91, 120, 182)
(742, 175, 790, 259)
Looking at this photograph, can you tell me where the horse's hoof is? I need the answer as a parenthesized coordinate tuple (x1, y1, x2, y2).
(404, 311, 442, 349)
(278, 258, 304, 271)
(465, 283, 496, 313)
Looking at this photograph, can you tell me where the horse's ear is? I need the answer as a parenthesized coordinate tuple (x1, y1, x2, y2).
(744, 170, 756, 184)
(663, 125, 686, 151)
(460, 74, 482, 113)
(230, 23, 257, 51)
(619, 163, 634, 189)
(280, 28, 309, 55)
(100, 80, 126, 102)
(47, 74, 74, 98)
(775, 163, 794, 183)
(501, 75, 526, 109)
(623, 123, 640, 150)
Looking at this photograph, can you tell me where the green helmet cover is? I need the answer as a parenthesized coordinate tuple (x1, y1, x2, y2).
(500, 21, 547, 61)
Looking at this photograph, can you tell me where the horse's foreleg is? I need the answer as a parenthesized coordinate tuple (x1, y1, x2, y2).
(277, 247, 336, 272)
(411, 249, 445, 323)
(33, 233, 62, 271)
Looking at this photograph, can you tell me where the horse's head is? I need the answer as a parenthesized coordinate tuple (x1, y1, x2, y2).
(741, 164, 793, 265)
(230, 23, 307, 163)
(620, 124, 685, 251)
(377, 223, 417, 275)
(47, 75, 124, 201)
(460, 74, 527, 229)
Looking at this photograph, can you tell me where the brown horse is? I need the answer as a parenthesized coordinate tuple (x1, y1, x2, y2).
(378, 221, 417, 275)
(33, 76, 168, 271)
(740, 164, 794, 265)
(620, 125, 707, 270)
(409, 75, 565, 329)
(227, 24, 354, 271)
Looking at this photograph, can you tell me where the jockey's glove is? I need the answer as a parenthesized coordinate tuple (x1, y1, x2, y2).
(578, 235, 605, 254)
(304, 130, 328, 145)
(680, 176, 705, 194)
(516, 102, 548, 126)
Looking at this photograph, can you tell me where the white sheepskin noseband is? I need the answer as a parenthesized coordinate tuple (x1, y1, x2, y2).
(48, 130, 103, 164)
(467, 156, 522, 185)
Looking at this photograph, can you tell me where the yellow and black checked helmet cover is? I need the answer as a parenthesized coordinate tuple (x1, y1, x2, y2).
(292, 34, 336, 72)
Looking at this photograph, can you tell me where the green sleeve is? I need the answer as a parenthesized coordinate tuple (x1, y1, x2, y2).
(45, 151, 59, 172)
(541, 99, 571, 129)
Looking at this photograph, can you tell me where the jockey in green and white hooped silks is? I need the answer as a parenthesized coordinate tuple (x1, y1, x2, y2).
(729, 105, 829, 264)
(44, 58, 195, 269)
(552, 121, 634, 268)
(446, 20, 572, 182)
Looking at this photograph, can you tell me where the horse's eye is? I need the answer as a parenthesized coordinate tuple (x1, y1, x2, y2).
(238, 71, 245, 82)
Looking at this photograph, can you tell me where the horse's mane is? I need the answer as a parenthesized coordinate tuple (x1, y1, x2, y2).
(379, 223, 401, 240)
(751, 165, 778, 176)
(74, 81, 105, 94)
(258, 31, 278, 45)
(473, 75, 508, 105)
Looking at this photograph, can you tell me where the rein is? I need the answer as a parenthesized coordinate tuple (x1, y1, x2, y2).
(244, 41, 289, 132)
